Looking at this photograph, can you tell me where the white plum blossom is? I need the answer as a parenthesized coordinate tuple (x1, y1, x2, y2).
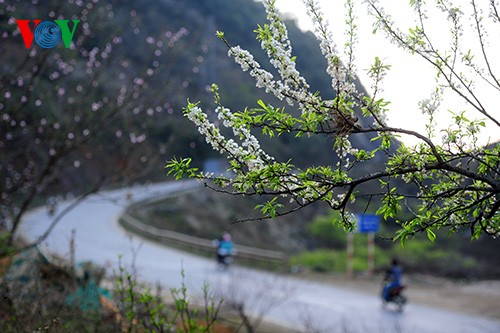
(227, 44, 321, 113)
(185, 104, 272, 172)
(304, 0, 357, 97)
(261, 1, 311, 93)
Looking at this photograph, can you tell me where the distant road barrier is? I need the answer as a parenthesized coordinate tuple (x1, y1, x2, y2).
(119, 212, 288, 266)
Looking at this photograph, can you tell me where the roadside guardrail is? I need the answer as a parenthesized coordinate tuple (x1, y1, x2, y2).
(119, 212, 288, 267)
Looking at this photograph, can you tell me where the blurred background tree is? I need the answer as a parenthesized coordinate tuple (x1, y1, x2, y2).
(0, 0, 202, 247)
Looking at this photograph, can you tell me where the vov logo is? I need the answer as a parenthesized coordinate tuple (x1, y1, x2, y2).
(16, 20, 80, 49)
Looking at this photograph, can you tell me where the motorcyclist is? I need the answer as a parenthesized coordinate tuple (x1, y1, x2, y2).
(46, 196, 57, 216)
(382, 258, 403, 301)
(215, 232, 234, 269)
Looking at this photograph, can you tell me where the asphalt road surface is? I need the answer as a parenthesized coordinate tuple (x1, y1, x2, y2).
(20, 181, 500, 333)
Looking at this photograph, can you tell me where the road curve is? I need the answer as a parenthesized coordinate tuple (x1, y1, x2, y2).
(20, 181, 500, 333)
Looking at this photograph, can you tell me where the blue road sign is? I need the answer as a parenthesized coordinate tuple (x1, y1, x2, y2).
(356, 214, 379, 233)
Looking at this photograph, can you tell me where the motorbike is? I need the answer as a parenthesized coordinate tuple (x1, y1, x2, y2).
(46, 197, 57, 216)
(382, 285, 407, 311)
(218, 254, 233, 270)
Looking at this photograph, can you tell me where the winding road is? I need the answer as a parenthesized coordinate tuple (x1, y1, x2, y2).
(20, 181, 500, 333)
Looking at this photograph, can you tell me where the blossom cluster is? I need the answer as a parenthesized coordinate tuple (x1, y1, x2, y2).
(227, 46, 320, 114)
(224, 1, 327, 114)
(202, 1, 366, 180)
(260, 1, 311, 100)
(185, 103, 273, 172)
(303, 0, 357, 96)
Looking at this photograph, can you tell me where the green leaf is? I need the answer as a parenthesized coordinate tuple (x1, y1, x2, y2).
(165, 157, 199, 180)
(255, 197, 283, 218)
(394, 227, 410, 248)
(257, 99, 267, 109)
(426, 228, 436, 242)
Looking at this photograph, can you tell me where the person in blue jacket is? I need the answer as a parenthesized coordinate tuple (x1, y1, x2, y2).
(216, 232, 234, 268)
(382, 258, 403, 301)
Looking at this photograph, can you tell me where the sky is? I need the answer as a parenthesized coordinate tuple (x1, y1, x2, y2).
(274, 0, 500, 147)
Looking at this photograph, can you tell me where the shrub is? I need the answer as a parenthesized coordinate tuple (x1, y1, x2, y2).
(307, 212, 347, 249)
(290, 250, 342, 273)
(290, 247, 390, 274)
(391, 239, 480, 278)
